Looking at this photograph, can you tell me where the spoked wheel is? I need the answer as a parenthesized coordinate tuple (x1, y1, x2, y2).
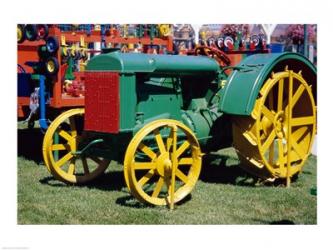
(42, 109, 110, 184)
(124, 119, 202, 208)
(232, 68, 316, 180)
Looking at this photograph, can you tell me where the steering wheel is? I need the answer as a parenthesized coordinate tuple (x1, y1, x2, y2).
(194, 46, 231, 67)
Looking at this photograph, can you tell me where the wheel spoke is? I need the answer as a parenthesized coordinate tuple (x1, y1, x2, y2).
(67, 158, 76, 175)
(55, 152, 73, 168)
(138, 169, 155, 187)
(291, 116, 315, 127)
(178, 157, 193, 165)
(176, 169, 188, 183)
(291, 84, 305, 109)
(51, 143, 70, 151)
(58, 129, 74, 142)
(154, 129, 166, 154)
(166, 131, 173, 152)
(292, 126, 309, 142)
(138, 143, 157, 160)
(82, 157, 90, 174)
(152, 177, 164, 197)
(90, 156, 102, 165)
(261, 129, 276, 153)
(176, 140, 190, 158)
(261, 105, 275, 123)
(290, 136, 306, 158)
(289, 70, 294, 87)
(133, 162, 157, 170)
(277, 78, 284, 111)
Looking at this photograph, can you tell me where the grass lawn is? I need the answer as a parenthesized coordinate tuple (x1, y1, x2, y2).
(17, 128, 317, 224)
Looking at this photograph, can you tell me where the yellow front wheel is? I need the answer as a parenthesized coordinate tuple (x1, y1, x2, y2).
(42, 109, 110, 184)
(124, 119, 202, 207)
(232, 68, 316, 180)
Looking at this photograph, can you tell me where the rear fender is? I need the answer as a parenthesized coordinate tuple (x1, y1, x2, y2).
(218, 52, 317, 115)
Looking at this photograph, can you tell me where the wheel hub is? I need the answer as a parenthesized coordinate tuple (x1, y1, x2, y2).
(155, 152, 172, 177)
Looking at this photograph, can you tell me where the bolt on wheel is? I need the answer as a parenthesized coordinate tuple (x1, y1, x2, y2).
(42, 109, 110, 184)
(124, 119, 202, 207)
(232, 68, 316, 179)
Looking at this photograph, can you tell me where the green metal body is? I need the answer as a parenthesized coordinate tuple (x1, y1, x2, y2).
(218, 52, 317, 115)
(87, 52, 221, 137)
(87, 51, 220, 74)
(85, 51, 223, 158)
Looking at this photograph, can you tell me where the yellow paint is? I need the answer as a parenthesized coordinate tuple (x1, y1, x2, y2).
(170, 125, 177, 209)
(46, 60, 55, 73)
(220, 80, 227, 88)
(232, 68, 316, 180)
(61, 35, 67, 46)
(123, 119, 202, 206)
(62, 47, 68, 57)
(286, 71, 293, 187)
(42, 109, 110, 184)
(80, 35, 85, 47)
(17, 27, 23, 42)
(158, 24, 171, 37)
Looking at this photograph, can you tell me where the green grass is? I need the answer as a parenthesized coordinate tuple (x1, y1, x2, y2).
(18, 141, 317, 224)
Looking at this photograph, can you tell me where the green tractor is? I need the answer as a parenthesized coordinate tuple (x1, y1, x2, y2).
(42, 47, 316, 208)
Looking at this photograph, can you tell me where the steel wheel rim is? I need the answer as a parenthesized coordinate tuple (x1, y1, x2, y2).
(124, 119, 202, 206)
(42, 109, 110, 184)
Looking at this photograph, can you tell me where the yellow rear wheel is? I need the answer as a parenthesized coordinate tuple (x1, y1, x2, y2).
(124, 119, 202, 207)
(232, 68, 316, 180)
(42, 109, 110, 184)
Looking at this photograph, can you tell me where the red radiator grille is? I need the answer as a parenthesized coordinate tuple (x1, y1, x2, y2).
(84, 71, 120, 133)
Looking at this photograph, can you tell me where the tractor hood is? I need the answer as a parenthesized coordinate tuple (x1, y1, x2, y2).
(86, 51, 220, 76)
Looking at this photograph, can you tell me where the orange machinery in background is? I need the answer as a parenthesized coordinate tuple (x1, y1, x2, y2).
(17, 24, 174, 124)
